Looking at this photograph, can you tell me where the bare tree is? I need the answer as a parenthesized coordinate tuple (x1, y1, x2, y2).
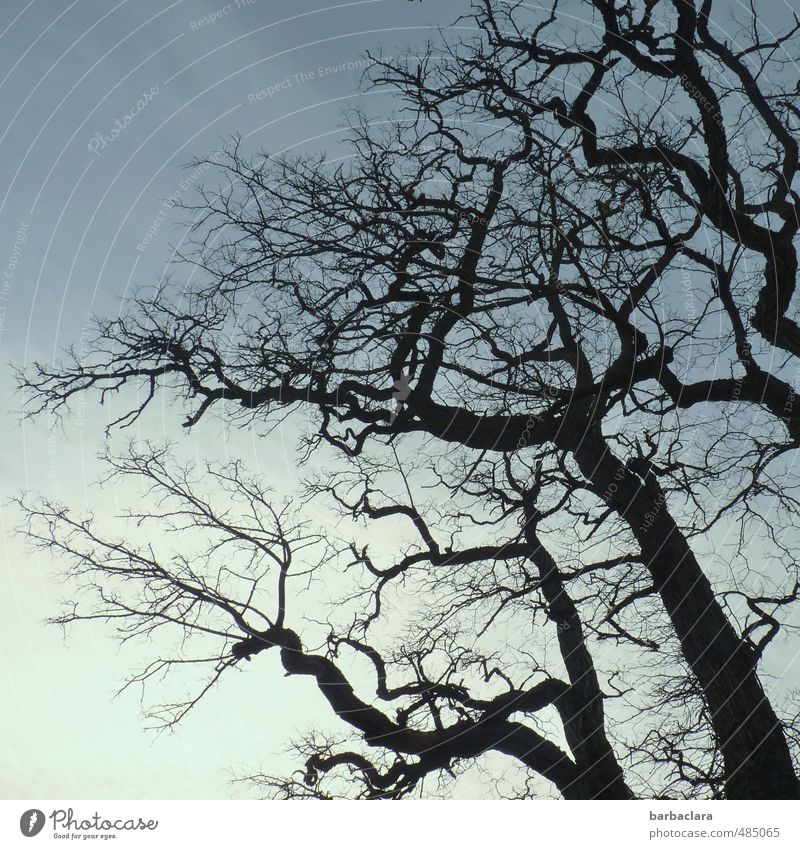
(18, 0, 800, 799)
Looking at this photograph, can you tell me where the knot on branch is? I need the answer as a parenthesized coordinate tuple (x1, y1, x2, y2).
(231, 629, 281, 661)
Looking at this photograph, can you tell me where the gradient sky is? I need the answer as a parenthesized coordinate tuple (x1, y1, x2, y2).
(2, 0, 799, 801)
(0, 0, 480, 800)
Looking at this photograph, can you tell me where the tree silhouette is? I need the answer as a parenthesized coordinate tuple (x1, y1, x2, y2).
(18, 0, 800, 799)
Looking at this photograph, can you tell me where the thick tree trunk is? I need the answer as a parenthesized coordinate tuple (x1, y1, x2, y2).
(568, 428, 799, 799)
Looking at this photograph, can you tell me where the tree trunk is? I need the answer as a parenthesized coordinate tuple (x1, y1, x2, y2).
(568, 428, 799, 799)
(523, 492, 634, 799)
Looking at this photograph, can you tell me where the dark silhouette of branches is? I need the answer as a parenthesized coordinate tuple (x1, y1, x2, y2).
(17, 0, 800, 799)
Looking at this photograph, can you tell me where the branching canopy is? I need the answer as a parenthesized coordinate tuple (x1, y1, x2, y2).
(18, 0, 800, 799)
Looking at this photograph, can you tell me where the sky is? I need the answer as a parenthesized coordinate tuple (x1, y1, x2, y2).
(2, 0, 799, 802)
(0, 0, 478, 801)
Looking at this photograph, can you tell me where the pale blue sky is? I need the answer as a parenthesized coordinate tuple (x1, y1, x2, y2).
(0, 0, 474, 800)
